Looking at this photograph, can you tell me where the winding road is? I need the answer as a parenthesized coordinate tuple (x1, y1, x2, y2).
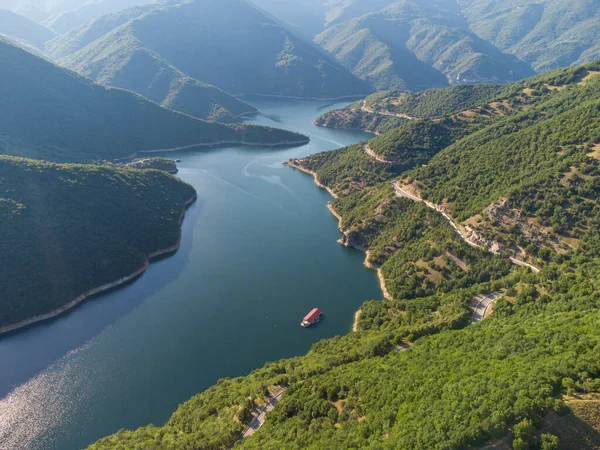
(392, 182, 540, 273)
(361, 100, 417, 121)
(471, 292, 504, 323)
(363, 143, 393, 164)
(241, 388, 288, 439)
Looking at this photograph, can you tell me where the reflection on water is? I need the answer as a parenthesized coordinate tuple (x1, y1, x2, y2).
(0, 97, 380, 450)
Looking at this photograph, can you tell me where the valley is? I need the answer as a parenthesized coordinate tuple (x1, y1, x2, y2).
(0, 2, 600, 449)
(0, 98, 382, 450)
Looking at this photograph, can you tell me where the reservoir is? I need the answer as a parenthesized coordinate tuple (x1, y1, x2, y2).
(0, 98, 381, 450)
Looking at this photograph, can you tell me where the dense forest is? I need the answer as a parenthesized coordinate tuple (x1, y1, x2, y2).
(314, 105, 409, 136)
(0, 37, 308, 163)
(3, 2, 600, 448)
(314, 84, 508, 135)
(89, 62, 600, 449)
(45, 10, 259, 123)
(315, 0, 533, 90)
(315, 82, 523, 135)
(0, 156, 196, 331)
(52, 0, 371, 99)
(255, 0, 600, 92)
(315, 63, 600, 135)
(367, 120, 458, 161)
(6, 0, 600, 96)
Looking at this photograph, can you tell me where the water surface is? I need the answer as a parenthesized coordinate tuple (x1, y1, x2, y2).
(0, 97, 381, 450)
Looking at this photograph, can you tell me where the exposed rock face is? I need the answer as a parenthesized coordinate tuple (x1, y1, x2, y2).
(463, 224, 505, 255)
(482, 198, 571, 253)
(337, 227, 369, 252)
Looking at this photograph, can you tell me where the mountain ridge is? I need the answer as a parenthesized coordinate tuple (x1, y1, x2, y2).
(0, 37, 308, 162)
(52, 0, 372, 100)
(87, 61, 600, 450)
(55, 23, 258, 122)
(315, 0, 534, 91)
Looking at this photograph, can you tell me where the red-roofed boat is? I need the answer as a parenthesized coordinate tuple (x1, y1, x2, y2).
(301, 308, 322, 327)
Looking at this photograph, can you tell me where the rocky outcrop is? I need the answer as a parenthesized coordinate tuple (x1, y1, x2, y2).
(392, 182, 540, 271)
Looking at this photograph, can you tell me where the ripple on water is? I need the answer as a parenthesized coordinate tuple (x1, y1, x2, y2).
(0, 343, 101, 450)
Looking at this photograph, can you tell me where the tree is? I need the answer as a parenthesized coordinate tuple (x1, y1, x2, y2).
(513, 418, 535, 440)
(540, 433, 560, 450)
(238, 399, 255, 425)
(512, 437, 526, 450)
(562, 377, 576, 395)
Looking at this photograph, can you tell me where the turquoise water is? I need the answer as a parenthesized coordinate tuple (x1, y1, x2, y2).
(0, 98, 381, 450)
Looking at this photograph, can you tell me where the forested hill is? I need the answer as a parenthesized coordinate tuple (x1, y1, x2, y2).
(44, 4, 258, 123)
(90, 62, 600, 449)
(0, 38, 308, 163)
(316, 66, 600, 135)
(456, 0, 600, 72)
(253, 0, 600, 93)
(42, 0, 155, 34)
(0, 156, 196, 332)
(315, 83, 510, 135)
(315, 0, 534, 91)
(52, 0, 371, 99)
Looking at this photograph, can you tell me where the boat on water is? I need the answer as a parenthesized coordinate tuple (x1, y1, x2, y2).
(301, 308, 322, 328)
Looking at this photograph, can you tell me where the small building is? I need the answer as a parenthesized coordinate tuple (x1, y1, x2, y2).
(301, 308, 322, 327)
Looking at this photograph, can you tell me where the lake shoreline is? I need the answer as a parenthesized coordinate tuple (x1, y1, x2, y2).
(0, 194, 198, 336)
(140, 138, 311, 154)
(352, 309, 361, 332)
(115, 138, 310, 162)
(283, 160, 338, 199)
(284, 159, 391, 310)
(313, 119, 381, 136)
(326, 203, 393, 302)
(238, 93, 371, 101)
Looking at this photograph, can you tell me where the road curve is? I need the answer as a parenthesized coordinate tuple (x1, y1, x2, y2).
(363, 143, 393, 164)
(241, 388, 288, 439)
(361, 100, 417, 120)
(471, 292, 504, 323)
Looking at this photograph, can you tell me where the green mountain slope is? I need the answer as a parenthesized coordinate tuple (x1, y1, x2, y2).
(0, 156, 196, 332)
(315, 83, 508, 134)
(0, 9, 56, 49)
(0, 0, 82, 22)
(249, 0, 398, 35)
(0, 38, 307, 162)
(52, 24, 256, 122)
(315, 62, 600, 264)
(457, 0, 600, 72)
(44, 4, 155, 60)
(254, 0, 600, 80)
(56, 0, 371, 99)
(43, 0, 155, 34)
(324, 0, 398, 28)
(89, 63, 600, 450)
(248, 0, 327, 38)
(315, 0, 534, 91)
(45, 4, 256, 122)
(402, 68, 600, 258)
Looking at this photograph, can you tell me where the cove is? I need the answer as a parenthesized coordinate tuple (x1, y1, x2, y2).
(0, 97, 381, 450)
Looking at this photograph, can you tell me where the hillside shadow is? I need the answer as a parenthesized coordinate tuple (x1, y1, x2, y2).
(545, 404, 600, 449)
(0, 202, 202, 399)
